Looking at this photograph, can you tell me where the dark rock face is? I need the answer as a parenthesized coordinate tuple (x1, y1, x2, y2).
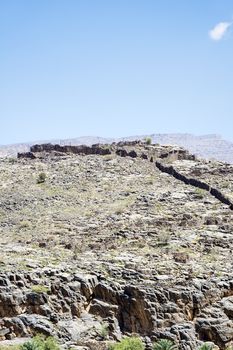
(1, 271, 233, 349)
(93, 283, 155, 335)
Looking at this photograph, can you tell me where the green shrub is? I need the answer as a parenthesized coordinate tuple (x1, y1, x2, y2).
(21, 339, 41, 350)
(37, 172, 46, 184)
(20, 336, 60, 350)
(8, 157, 17, 164)
(145, 137, 152, 145)
(42, 337, 60, 350)
(198, 344, 213, 350)
(31, 284, 49, 294)
(108, 336, 145, 350)
(153, 339, 177, 350)
(97, 323, 109, 339)
(194, 188, 206, 199)
(19, 220, 31, 229)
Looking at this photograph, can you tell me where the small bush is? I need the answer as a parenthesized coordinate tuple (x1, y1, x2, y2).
(37, 172, 46, 184)
(8, 157, 17, 164)
(108, 336, 145, 350)
(157, 231, 171, 247)
(97, 323, 109, 339)
(19, 220, 31, 229)
(173, 252, 189, 263)
(153, 339, 177, 350)
(198, 344, 213, 350)
(21, 341, 40, 350)
(42, 337, 60, 350)
(20, 336, 60, 350)
(31, 284, 49, 293)
(194, 188, 206, 199)
(145, 137, 152, 145)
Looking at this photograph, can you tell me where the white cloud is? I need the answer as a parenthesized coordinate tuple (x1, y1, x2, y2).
(209, 21, 232, 41)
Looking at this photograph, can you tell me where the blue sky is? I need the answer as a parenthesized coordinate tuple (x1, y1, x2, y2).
(1, 0, 233, 144)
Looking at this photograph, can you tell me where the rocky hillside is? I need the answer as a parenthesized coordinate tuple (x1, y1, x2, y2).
(1, 134, 233, 163)
(0, 141, 233, 349)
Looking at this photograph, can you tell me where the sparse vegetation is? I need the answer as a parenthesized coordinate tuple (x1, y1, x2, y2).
(194, 188, 206, 199)
(198, 343, 213, 350)
(37, 172, 46, 184)
(110, 197, 135, 215)
(7, 157, 17, 164)
(109, 337, 145, 350)
(20, 336, 60, 350)
(153, 339, 177, 350)
(145, 137, 152, 145)
(31, 285, 49, 293)
(97, 323, 109, 340)
(157, 231, 171, 246)
(0, 336, 60, 350)
(19, 220, 31, 229)
(173, 251, 189, 263)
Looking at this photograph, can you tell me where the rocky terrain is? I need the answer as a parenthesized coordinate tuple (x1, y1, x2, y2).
(0, 141, 233, 349)
(1, 134, 233, 164)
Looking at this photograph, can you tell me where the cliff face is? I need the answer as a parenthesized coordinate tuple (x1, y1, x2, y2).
(1, 141, 233, 349)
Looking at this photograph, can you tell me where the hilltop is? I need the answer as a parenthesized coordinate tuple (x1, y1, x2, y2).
(1, 133, 233, 163)
(0, 141, 233, 349)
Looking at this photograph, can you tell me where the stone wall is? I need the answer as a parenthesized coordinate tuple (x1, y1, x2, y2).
(155, 161, 233, 210)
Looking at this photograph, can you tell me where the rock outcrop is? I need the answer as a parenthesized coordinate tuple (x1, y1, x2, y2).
(1, 270, 233, 349)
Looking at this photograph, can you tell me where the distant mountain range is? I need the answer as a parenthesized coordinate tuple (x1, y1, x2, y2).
(1, 133, 233, 163)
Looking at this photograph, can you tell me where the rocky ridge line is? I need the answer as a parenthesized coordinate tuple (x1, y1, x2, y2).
(3, 133, 233, 163)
